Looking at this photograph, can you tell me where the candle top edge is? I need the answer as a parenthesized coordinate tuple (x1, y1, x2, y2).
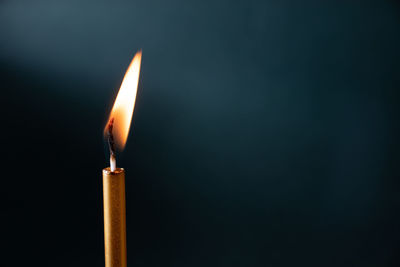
(103, 167, 125, 175)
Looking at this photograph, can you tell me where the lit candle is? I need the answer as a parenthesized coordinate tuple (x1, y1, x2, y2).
(103, 51, 142, 267)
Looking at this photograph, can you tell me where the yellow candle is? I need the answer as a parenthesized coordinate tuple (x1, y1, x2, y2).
(103, 168, 127, 267)
(103, 51, 142, 267)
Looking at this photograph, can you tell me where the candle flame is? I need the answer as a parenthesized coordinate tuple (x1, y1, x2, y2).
(105, 51, 142, 150)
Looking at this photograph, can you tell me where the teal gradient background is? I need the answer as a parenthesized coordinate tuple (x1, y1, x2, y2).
(1, 0, 400, 266)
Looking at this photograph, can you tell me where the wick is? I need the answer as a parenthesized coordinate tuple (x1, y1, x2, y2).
(110, 154, 116, 172)
(107, 118, 117, 172)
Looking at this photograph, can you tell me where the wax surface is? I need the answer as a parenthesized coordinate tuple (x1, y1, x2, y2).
(103, 168, 127, 267)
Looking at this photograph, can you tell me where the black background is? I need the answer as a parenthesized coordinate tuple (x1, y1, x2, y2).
(1, 0, 400, 266)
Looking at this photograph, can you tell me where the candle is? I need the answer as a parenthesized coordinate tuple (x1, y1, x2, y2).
(103, 168, 127, 267)
(103, 51, 142, 267)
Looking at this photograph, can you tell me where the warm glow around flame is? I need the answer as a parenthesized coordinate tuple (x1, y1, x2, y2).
(105, 51, 142, 150)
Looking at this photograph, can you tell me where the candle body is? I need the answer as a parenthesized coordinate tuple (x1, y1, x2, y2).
(103, 168, 127, 267)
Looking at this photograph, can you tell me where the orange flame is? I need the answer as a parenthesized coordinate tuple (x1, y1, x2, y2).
(105, 51, 142, 150)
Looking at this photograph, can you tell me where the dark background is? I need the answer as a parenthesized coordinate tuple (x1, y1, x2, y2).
(1, 0, 400, 266)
